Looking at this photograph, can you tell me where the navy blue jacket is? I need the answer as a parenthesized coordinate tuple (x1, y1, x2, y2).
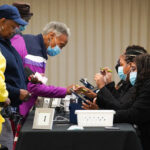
(0, 36, 27, 107)
(23, 34, 48, 60)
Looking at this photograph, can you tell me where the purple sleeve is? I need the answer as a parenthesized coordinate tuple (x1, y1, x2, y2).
(11, 34, 28, 61)
(27, 82, 67, 98)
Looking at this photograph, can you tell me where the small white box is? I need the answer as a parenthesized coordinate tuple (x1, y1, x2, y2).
(75, 110, 116, 127)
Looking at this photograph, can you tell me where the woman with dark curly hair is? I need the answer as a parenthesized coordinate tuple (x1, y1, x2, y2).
(77, 45, 147, 109)
(83, 54, 150, 150)
(113, 54, 150, 150)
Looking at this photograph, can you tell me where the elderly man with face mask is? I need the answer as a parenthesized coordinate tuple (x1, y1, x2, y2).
(0, 4, 31, 150)
(11, 21, 72, 117)
(0, 4, 30, 110)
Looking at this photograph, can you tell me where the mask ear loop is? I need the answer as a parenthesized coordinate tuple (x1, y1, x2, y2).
(48, 36, 57, 48)
(48, 36, 52, 49)
(54, 37, 57, 46)
(54, 37, 61, 49)
(48, 36, 51, 43)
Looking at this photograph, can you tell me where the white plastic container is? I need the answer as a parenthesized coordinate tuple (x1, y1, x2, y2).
(75, 110, 116, 127)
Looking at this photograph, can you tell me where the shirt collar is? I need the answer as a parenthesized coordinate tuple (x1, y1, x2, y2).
(37, 34, 48, 60)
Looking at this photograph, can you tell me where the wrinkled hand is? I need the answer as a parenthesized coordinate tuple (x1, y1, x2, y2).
(66, 84, 76, 95)
(94, 73, 105, 89)
(82, 98, 99, 110)
(74, 86, 97, 99)
(19, 89, 31, 101)
(29, 74, 42, 84)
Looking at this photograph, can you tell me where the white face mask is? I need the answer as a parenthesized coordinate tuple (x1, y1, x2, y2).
(118, 66, 127, 81)
(129, 72, 137, 86)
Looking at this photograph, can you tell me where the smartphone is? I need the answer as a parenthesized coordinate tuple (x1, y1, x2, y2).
(80, 78, 95, 90)
(80, 78, 98, 93)
(70, 88, 87, 103)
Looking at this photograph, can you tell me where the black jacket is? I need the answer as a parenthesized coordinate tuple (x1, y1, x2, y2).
(97, 81, 134, 110)
(98, 80, 150, 150)
(115, 80, 150, 150)
(98, 80, 150, 124)
(0, 36, 27, 107)
(105, 80, 132, 98)
(114, 79, 150, 124)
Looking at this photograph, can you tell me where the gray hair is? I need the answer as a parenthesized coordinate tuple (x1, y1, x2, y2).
(42, 21, 70, 37)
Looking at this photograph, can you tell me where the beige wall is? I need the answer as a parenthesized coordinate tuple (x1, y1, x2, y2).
(0, 0, 150, 87)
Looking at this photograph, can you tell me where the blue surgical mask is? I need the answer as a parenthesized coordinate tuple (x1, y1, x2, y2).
(19, 25, 27, 32)
(118, 66, 127, 81)
(47, 38, 61, 56)
(47, 45, 61, 56)
(9, 27, 20, 38)
(14, 27, 21, 34)
(129, 72, 137, 86)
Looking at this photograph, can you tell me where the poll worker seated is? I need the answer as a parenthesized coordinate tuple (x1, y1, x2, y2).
(74, 45, 147, 106)
(81, 54, 150, 150)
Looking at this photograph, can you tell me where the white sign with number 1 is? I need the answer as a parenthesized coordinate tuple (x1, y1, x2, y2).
(32, 108, 55, 130)
(37, 113, 50, 126)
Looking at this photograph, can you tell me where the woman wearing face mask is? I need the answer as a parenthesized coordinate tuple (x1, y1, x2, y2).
(75, 46, 147, 106)
(115, 54, 150, 150)
(98, 45, 147, 100)
(83, 53, 150, 150)
(81, 53, 135, 110)
(114, 46, 147, 95)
